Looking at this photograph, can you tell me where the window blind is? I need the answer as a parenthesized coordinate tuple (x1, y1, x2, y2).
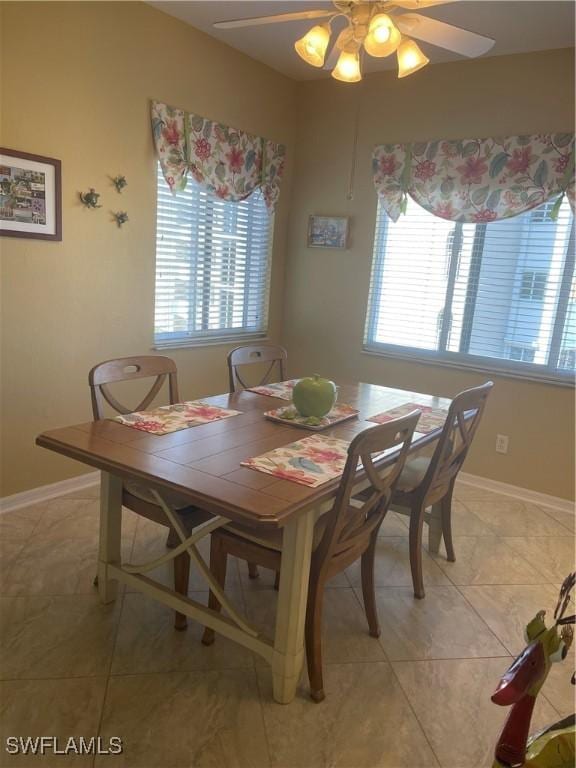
(154, 164, 272, 346)
(365, 195, 575, 383)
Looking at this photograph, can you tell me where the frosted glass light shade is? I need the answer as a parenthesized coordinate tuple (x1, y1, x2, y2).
(295, 24, 330, 67)
(332, 50, 362, 82)
(397, 38, 429, 78)
(364, 14, 401, 57)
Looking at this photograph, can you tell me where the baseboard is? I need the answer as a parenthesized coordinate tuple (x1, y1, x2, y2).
(0, 471, 100, 514)
(458, 472, 575, 515)
(1, 467, 573, 517)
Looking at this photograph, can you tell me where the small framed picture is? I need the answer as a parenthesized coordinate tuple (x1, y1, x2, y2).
(307, 215, 349, 249)
(0, 148, 62, 241)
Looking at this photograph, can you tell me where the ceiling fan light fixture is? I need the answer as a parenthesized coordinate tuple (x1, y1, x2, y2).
(331, 49, 362, 83)
(397, 38, 429, 78)
(294, 23, 331, 67)
(363, 13, 401, 57)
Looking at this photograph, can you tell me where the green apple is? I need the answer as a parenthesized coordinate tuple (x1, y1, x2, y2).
(292, 375, 336, 418)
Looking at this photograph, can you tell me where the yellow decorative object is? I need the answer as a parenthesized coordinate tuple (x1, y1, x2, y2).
(332, 50, 362, 83)
(523, 723, 575, 768)
(492, 573, 576, 768)
(397, 38, 429, 78)
(364, 13, 401, 57)
(294, 24, 330, 67)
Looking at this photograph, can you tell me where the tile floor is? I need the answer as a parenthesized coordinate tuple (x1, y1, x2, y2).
(0, 481, 574, 768)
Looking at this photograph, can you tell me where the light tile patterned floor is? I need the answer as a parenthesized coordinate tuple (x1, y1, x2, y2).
(0, 481, 574, 768)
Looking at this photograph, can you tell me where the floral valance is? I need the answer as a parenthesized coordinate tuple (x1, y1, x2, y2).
(151, 100, 286, 213)
(373, 133, 575, 223)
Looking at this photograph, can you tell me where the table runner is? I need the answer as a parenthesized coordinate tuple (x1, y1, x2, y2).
(247, 380, 299, 400)
(368, 402, 448, 434)
(114, 401, 242, 435)
(241, 434, 350, 487)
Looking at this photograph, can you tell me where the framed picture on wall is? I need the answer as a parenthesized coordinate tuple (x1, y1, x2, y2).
(307, 215, 349, 249)
(0, 148, 62, 241)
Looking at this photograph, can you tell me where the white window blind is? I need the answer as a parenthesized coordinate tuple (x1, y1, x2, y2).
(365, 195, 575, 383)
(154, 164, 272, 346)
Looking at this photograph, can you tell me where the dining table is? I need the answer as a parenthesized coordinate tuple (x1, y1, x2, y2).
(36, 381, 452, 704)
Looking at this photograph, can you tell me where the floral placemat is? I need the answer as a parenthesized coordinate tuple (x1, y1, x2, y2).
(114, 401, 242, 436)
(368, 402, 448, 434)
(241, 434, 350, 487)
(246, 380, 299, 400)
(264, 403, 359, 431)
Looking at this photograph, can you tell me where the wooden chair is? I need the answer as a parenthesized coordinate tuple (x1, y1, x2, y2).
(227, 343, 288, 582)
(227, 344, 288, 393)
(201, 410, 421, 702)
(391, 381, 494, 599)
(89, 355, 212, 630)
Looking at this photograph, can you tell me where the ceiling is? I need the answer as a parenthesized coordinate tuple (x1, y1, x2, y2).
(148, 1, 575, 81)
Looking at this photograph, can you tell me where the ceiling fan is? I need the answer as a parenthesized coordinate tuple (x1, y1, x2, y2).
(213, 0, 495, 83)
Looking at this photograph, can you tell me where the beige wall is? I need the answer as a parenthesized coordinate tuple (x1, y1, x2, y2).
(0, 1, 296, 496)
(1, 3, 574, 502)
(282, 48, 575, 501)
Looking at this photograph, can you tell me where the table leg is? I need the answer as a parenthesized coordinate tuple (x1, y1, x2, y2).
(271, 510, 315, 704)
(428, 502, 443, 555)
(97, 472, 123, 603)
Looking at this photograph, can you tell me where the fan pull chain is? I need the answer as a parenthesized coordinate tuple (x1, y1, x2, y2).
(346, 87, 362, 201)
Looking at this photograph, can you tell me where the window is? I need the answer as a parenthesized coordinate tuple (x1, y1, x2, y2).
(154, 164, 273, 346)
(507, 345, 535, 363)
(530, 198, 558, 224)
(365, 195, 575, 382)
(519, 270, 547, 301)
(559, 348, 576, 370)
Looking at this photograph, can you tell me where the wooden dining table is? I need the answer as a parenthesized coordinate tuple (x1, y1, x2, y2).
(36, 381, 451, 704)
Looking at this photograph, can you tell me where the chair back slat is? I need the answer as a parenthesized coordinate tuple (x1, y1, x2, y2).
(314, 410, 421, 568)
(89, 356, 179, 419)
(422, 381, 493, 504)
(334, 510, 383, 556)
(228, 344, 287, 392)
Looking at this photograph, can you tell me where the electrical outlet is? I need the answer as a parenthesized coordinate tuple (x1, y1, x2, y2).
(495, 434, 509, 454)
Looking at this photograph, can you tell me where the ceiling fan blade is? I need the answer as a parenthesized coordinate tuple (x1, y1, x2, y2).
(214, 10, 332, 29)
(396, 13, 495, 57)
(391, 0, 457, 9)
(323, 27, 353, 69)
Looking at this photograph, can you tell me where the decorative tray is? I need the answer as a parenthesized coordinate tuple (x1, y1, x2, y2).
(264, 403, 359, 432)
